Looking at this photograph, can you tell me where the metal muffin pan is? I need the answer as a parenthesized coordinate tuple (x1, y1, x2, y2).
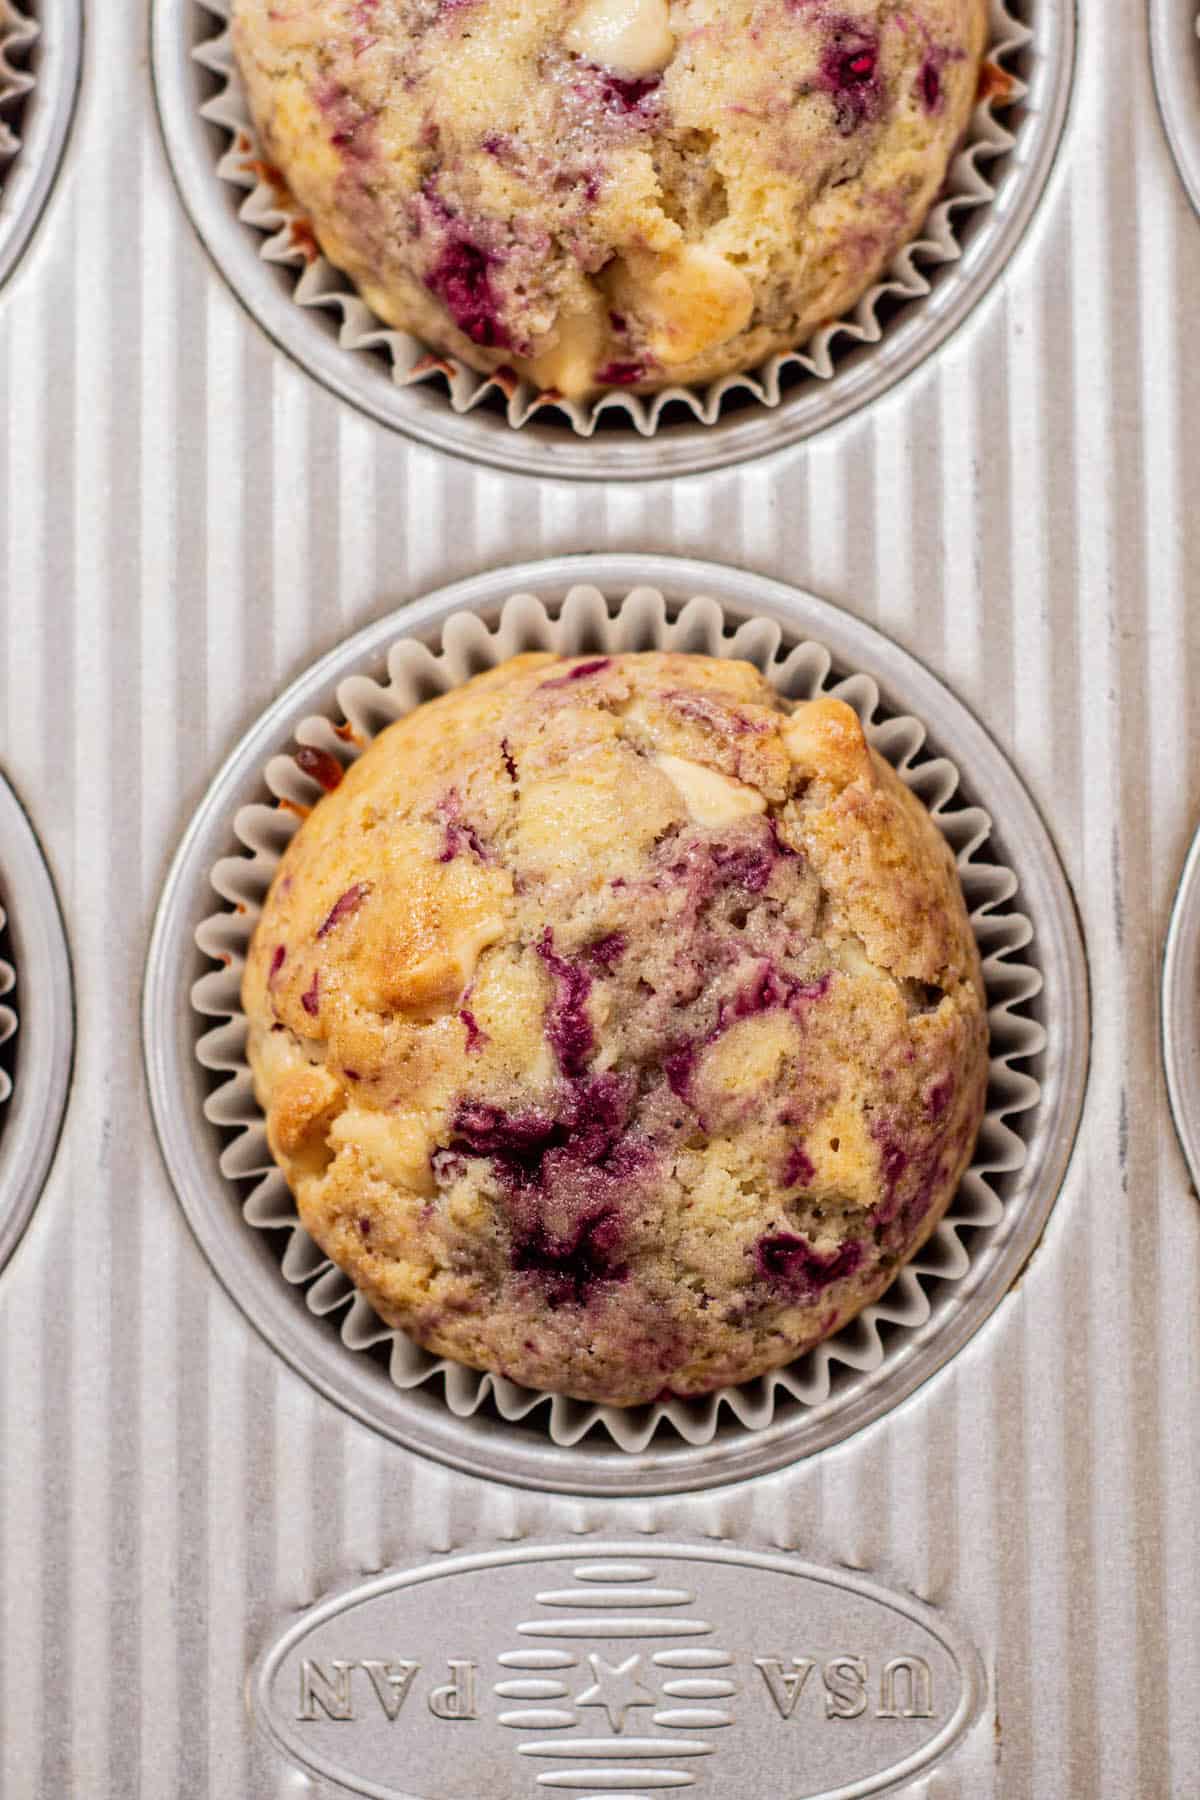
(0, 0, 80, 294)
(1151, 0, 1200, 215)
(0, 770, 73, 1277)
(3, 0, 1194, 1782)
(143, 555, 1089, 1497)
(152, 0, 1075, 480)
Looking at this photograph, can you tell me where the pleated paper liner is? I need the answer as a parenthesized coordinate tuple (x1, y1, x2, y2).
(0, 899, 14, 1110)
(0, 0, 35, 167)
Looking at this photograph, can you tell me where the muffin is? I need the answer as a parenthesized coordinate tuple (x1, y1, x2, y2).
(231, 0, 989, 400)
(243, 652, 989, 1406)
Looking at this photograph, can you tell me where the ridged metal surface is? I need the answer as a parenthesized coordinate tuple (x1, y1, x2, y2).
(1, 0, 1198, 1794)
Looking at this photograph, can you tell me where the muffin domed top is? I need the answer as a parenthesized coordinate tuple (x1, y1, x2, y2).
(243, 653, 988, 1406)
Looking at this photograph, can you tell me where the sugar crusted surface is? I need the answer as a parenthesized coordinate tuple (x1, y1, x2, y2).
(243, 652, 989, 1405)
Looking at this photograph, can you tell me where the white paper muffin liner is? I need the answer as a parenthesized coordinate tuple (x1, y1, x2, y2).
(194, 0, 1028, 437)
(191, 586, 1043, 1452)
(0, 900, 14, 1108)
(0, 0, 36, 166)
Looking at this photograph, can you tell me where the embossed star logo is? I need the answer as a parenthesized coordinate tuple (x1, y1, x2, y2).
(575, 1653, 656, 1734)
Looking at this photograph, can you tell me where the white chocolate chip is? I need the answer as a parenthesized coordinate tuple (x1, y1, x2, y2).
(388, 910, 506, 1018)
(250, 1018, 303, 1091)
(452, 914, 506, 982)
(331, 1109, 435, 1195)
(703, 1012, 797, 1097)
(782, 698, 872, 785)
(605, 245, 754, 366)
(654, 753, 767, 826)
(564, 0, 675, 78)
(527, 302, 607, 399)
(833, 934, 877, 979)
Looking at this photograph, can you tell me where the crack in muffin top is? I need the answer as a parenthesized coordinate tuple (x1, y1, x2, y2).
(243, 651, 989, 1405)
(231, 0, 989, 398)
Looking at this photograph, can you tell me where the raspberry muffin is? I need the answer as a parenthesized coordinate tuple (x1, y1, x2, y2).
(232, 0, 989, 399)
(243, 653, 989, 1406)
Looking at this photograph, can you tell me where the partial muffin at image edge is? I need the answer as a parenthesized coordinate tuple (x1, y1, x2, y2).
(230, 0, 989, 401)
(242, 651, 990, 1407)
(0, 0, 35, 165)
(0, 900, 13, 1108)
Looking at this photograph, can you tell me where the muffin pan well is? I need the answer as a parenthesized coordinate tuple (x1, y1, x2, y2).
(143, 557, 1089, 1496)
(153, 0, 1073, 480)
(0, 0, 80, 294)
(0, 772, 73, 1276)
(1151, 0, 1200, 216)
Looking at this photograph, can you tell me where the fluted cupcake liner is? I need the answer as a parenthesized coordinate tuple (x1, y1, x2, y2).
(191, 584, 1043, 1453)
(194, 0, 1028, 439)
(0, 900, 14, 1109)
(0, 0, 36, 165)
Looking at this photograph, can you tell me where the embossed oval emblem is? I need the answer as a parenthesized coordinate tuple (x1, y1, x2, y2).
(252, 1543, 984, 1800)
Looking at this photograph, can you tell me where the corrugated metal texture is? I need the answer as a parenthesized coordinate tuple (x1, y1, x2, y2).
(0, 0, 1198, 1794)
